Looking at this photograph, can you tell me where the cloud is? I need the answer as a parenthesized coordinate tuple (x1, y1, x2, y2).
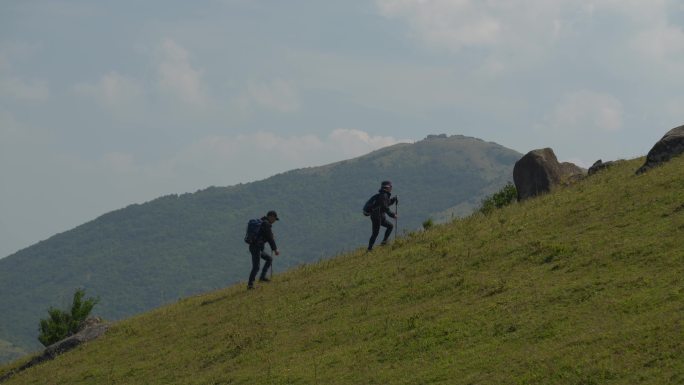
(6, 129, 406, 213)
(377, 0, 502, 50)
(522, 90, 625, 167)
(329, 128, 401, 158)
(0, 110, 20, 137)
(101, 152, 136, 174)
(73, 71, 144, 111)
(375, 0, 577, 54)
(547, 90, 624, 132)
(37, 129, 402, 201)
(283, 50, 467, 113)
(237, 79, 300, 113)
(632, 23, 684, 62)
(174, 129, 406, 184)
(375, 0, 682, 65)
(0, 42, 49, 101)
(0, 109, 52, 150)
(156, 39, 209, 107)
(664, 97, 684, 119)
(0, 76, 49, 101)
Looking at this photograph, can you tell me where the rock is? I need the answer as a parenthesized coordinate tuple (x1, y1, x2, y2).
(560, 162, 586, 184)
(80, 316, 104, 329)
(0, 319, 109, 383)
(44, 321, 109, 357)
(513, 148, 585, 201)
(425, 134, 448, 140)
(588, 159, 614, 175)
(636, 125, 684, 174)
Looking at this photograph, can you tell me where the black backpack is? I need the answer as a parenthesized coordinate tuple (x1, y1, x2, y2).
(244, 218, 263, 244)
(362, 194, 379, 216)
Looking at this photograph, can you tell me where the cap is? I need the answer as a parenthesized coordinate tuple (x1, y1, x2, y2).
(381, 180, 392, 188)
(267, 210, 280, 220)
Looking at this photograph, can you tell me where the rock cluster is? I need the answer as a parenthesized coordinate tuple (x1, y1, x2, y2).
(512, 124, 683, 201)
(513, 148, 585, 201)
(587, 159, 617, 175)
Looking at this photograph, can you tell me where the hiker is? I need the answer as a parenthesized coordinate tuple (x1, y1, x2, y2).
(246, 210, 280, 289)
(366, 180, 398, 251)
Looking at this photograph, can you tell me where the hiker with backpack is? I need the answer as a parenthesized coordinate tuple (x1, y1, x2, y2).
(364, 180, 398, 251)
(244, 210, 280, 290)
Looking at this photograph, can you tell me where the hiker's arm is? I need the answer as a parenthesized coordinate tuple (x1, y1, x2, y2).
(383, 196, 396, 218)
(264, 225, 278, 252)
(389, 196, 398, 218)
(267, 235, 277, 253)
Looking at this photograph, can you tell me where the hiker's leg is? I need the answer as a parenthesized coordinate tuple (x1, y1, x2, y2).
(368, 215, 381, 250)
(260, 250, 273, 279)
(248, 244, 261, 286)
(381, 216, 394, 243)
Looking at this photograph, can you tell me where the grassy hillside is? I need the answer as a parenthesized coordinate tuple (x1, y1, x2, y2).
(0, 135, 520, 360)
(2, 156, 682, 385)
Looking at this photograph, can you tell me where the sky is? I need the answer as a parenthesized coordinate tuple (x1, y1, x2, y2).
(2, 0, 684, 258)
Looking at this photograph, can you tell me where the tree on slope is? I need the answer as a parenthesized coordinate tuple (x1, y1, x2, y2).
(38, 288, 99, 346)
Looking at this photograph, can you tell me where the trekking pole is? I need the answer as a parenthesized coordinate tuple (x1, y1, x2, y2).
(394, 197, 398, 241)
(270, 250, 274, 280)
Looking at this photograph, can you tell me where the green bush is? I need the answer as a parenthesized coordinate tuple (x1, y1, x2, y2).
(422, 218, 434, 230)
(38, 289, 99, 346)
(479, 182, 517, 214)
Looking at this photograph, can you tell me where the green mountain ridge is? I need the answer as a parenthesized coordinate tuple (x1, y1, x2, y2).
(0, 135, 521, 361)
(0, 341, 25, 366)
(2, 156, 682, 384)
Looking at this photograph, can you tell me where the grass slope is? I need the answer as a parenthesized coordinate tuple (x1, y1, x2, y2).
(0, 135, 519, 358)
(2, 157, 683, 385)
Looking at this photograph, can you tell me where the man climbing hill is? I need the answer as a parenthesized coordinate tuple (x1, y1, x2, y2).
(245, 210, 280, 290)
(365, 181, 398, 251)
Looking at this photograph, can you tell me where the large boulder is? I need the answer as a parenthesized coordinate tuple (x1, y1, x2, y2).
(513, 148, 585, 201)
(636, 125, 684, 174)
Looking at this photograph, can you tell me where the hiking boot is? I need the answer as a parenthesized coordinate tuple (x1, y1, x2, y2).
(259, 277, 271, 282)
(380, 240, 388, 246)
(247, 284, 255, 290)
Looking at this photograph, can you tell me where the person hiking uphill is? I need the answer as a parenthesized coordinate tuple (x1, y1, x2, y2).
(246, 210, 280, 290)
(366, 181, 398, 251)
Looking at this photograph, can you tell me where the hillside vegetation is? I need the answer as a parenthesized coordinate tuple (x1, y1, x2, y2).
(0, 135, 520, 360)
(2, 156, 682, 385)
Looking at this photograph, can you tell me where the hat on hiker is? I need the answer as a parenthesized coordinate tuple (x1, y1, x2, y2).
(381, 180, 392, 189)
(267, 210, 280, 220)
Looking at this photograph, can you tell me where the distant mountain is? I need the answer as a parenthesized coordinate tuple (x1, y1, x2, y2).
(0, 340, 25, 364)
(0, 134, 520, 361)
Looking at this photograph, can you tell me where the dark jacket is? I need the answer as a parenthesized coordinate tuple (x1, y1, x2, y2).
(256, 216, 278, 251)
(372, 190, 396, 219)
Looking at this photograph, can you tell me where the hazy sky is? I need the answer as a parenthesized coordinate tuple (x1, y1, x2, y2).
(2, 1, 684, 258)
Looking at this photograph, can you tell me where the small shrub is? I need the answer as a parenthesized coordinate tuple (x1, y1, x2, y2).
(38, 288, 99, 346)
(422, 218, 434, 230)
(479, 182, 517, 214)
